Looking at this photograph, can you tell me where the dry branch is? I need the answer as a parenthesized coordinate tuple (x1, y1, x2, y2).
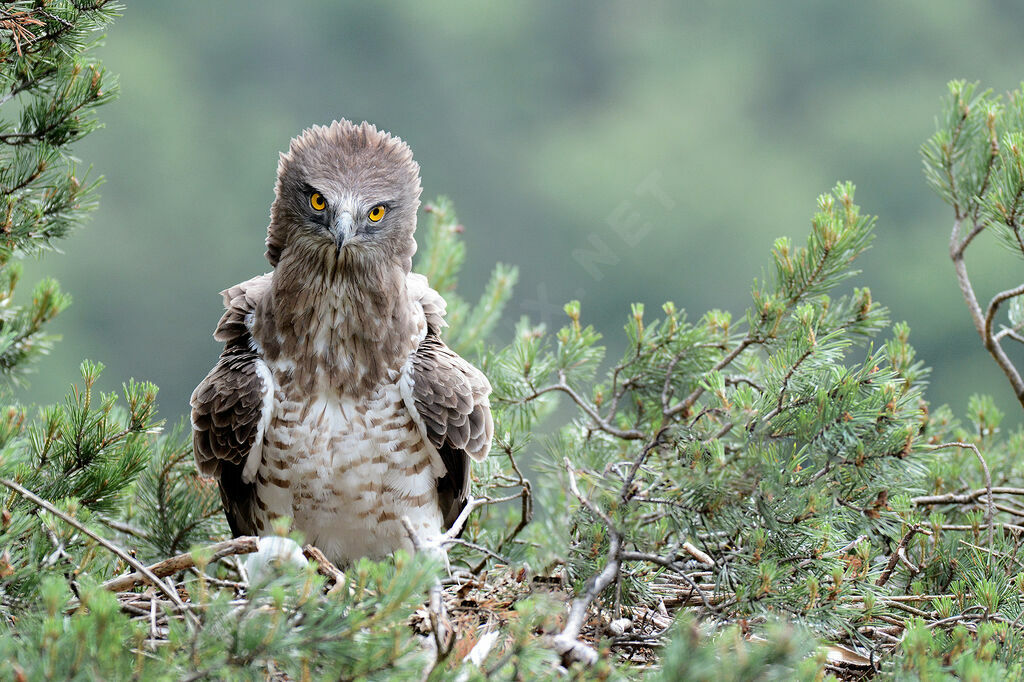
(102, 536, 259, 593)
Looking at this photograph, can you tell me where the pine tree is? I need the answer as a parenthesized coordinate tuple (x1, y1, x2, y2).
(0, 0, 131, 608)
(0, 1, 116, 381)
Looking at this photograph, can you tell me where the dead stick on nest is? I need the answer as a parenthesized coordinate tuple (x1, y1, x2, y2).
(0, 477, 200, 628)
(102, 536, 259, 593)
(302, 544, 345, 587)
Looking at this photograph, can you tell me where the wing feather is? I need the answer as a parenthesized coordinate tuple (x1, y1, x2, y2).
(409, 321, 493, 529)
(190, 274, 273, 537)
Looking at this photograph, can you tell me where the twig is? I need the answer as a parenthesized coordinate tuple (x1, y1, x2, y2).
(762, 347, 814, 423)
(826, 535, 869, 558)
(619, 428, 668, 504)
(994, 327, 1024, 345)
(422, 581, 452, 680)
(993, 501, 1024, 519)
(876, 525, 924, 587)
(942, 522, 1024, 533)
(302, 544, 345, 587)
(97, 515, 148, 541)
(0, 477, 199, 628)
(472, 444, 533, 574)
(445, 537, 511, 565)
(620, 550, 713, 611)
(913, 487, 1024, 506)
(660, 352, 686, 412)
(551, 458, 622, 665)
(400, 516, 425, 552)
(681, 541, 715, 567)
(103, 536, 259, 592)
(927, 607, 986, 631)
(725, 375, 765, 392)
(896, 547, 919, 576)
(985, 282, 1024, 369)
(949, 217, 1024, 407)
(930, 442, 994, 552)
(518, 375, 645, 440)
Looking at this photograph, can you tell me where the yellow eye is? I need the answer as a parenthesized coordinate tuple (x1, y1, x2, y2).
(310, 192, 326, 211)
(368, 204, 386, 222)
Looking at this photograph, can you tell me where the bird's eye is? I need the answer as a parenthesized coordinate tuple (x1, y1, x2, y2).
(368, 204, 386, 222)
(310, 192, 327, 211)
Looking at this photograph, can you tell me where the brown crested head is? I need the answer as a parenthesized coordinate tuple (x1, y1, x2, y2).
(265, 119, 422, 272)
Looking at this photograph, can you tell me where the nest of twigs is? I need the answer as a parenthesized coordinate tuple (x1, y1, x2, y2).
(94, 535, 892, 679)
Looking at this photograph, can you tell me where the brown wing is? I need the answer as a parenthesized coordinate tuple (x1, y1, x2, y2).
(190, 275, 273, 537)
(411, 332, 493, 529)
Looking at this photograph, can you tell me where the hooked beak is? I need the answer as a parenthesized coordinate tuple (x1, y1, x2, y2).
(334, 211, 355, 251)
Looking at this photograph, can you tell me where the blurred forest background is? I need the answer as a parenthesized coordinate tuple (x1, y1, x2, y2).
(17, 1, 1024, 425)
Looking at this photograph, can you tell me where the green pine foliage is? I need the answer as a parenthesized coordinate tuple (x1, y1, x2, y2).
(0, 360, 159, 612)
(0, 1, 117, 382)
(414, 197, 519, 356)
(481, 170, 1024, 676)
(488, 185, 937, 657)
(125, 423, 224, 561)
(653, 613, 824, 682)
(1, 555, 441, 681)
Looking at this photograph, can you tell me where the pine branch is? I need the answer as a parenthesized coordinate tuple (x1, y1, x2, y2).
(0, 477, 198, 626)
(948, 216, 1024, 407)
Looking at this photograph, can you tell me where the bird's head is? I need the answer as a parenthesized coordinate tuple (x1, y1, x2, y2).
(266, 119, 422, 272)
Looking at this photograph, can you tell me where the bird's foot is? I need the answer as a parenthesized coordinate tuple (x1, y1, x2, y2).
(244, 536, 309, 584)
(400, 515, 453, 575)
(419, 534, 453, 575)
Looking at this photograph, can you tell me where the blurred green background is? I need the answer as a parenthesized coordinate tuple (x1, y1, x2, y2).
(16, 1, 1024, 426)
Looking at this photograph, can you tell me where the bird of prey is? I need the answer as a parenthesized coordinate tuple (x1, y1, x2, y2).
(190, 120, 492, 566)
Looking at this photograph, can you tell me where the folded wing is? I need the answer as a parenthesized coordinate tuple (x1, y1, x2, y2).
(407, 282, 493, 528)
(190, 275, 273, 536)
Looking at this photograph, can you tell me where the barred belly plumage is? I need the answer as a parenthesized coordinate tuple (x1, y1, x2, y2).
(253, 365, 445, 565)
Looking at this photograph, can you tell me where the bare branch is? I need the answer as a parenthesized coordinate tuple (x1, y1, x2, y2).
(441, 495, 488, 541)
(930, 442, 994, 551)
(103, 536, 259, 593)
(994, 328, 1024, 345)
(302, 544, 345, 587)
(913, 487, 1024, 506)
(950, 218, 1024, 407)
(876, 525, 924, 587)
(552, 459, 623, 665)
(985, 282, 1024, 348)
(518, 375, 645, 440)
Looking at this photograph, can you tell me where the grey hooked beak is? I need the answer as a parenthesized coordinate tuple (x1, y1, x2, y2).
(334, 211, 355, 251)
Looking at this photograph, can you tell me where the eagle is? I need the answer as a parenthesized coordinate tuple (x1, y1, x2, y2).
(190, 120, 493, 566)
